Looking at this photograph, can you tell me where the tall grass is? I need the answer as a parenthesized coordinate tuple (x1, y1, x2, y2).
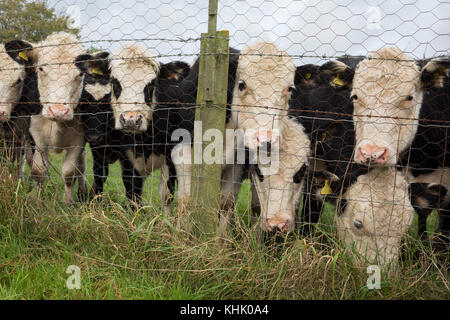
(0, 151, 448, 299)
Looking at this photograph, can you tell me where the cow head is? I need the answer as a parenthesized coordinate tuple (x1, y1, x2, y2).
(335, 168, 414, 267)
(19, 32, 86, 122)
(109, 44, 160, 133)
(75, 51, 113, 144)
(324, 47, 450, 166)
(251, 117, 310, 233)
(231, 42, 295, 151)
(1, 40, 35, 122)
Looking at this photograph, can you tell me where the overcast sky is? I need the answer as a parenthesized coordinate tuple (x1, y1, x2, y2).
(48, 0, 450, 65)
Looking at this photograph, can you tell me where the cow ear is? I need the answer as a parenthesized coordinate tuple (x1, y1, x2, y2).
(75, 51, 110, 76)
(421, 57, 450, 89)
(294, 64, 319, 87)
(5, 40, 35, 65)
(319, 60, 354, 89)
(409, 182, 448, 213)
(159, 61, 190, 80)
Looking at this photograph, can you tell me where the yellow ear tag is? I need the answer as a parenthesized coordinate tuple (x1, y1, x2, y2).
(321, 132, 327, 142)
(305, 73, 311, 80)
(18, 51, 29, 61)
(333, 75, 344, 86)
(433, 72, 440, 79)
(321, 179, 333, 195)
(91, 67, 104, 76)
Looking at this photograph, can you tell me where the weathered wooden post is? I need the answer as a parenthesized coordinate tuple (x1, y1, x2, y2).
(190, 0, 230, 237)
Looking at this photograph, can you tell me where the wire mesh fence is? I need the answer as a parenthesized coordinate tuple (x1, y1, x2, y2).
(0, 0, 449, 268)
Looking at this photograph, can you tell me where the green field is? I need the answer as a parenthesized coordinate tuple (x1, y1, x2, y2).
(0, 148, 448, 299)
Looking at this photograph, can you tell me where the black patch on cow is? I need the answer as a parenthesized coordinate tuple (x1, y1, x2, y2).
(111, 77, 122, 99)
(293, 164, 307, 184)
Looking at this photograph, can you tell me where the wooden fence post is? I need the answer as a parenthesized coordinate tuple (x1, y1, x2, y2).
(190, 1, 230, 237)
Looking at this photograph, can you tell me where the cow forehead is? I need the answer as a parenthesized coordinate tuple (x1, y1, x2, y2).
(238, 42, 295, 88)
(354, 49, 420, 98)
(344, 171, 412, 227)
(37, 32, 84, 67)
(111, 63, 157, 89)
(110, 44, 159, 90)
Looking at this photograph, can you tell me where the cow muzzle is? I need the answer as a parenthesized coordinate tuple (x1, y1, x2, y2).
(119, 111, 145, 132)
(263, 217, 292, 233)
(251, 130, 280, 150)
(357, 144, 390, 165)
(46, 104, 73, 121)
(0, 108, 10, 122)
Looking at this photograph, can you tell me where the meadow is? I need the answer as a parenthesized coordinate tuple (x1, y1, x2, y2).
(0, 148, 448, 299)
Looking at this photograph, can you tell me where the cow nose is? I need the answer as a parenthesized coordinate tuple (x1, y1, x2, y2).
(0, 110, 9, 122)
(357, 145, 389, 164)
(259, 141, 271, 153)
(47, 104, 71, 120)
(264, 218, 291, 233)
(254, 130, 280, 149)
(120, 112, 143, 130)
(86, 134, 102, 144)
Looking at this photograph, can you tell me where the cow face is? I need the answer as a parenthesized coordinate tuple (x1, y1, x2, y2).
(251, 117, 310, 233)
(109, 44, 160, 133)
(335, 168, 414, 267)
(231, 42, 295, 150)
(24, 32, 86, 122)
(75, 51, 112, 144)
(326, 47, 450, 166)
(0, 40, 34, 122)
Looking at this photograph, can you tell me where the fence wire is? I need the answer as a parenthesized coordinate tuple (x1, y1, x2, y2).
(0, 0, 449, 268)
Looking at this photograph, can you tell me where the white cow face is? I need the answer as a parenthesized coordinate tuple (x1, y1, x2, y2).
(231, 42, 295, 150)
(31, 32, 85, 122)
(335, 168, 414, 267)
(0, 40, 33, 122)
(251, 117, 310, 233)
(325, 47, 450, 166)
(109, 44, 160, 133)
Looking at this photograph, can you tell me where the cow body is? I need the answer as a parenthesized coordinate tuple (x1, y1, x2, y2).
(0, 43, 40, 175)
(13, 32, 90, 203)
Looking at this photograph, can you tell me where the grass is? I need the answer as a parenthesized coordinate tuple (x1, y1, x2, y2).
(0, 148, 448, 300)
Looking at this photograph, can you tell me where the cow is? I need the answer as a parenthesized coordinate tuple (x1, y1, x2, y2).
(229, 42, 296, 151)
(249, 116, 310, 234)
(77, 50, 190, 209)
(10, 32, 94, 203)
(335, 167, 415, 267)
(0, 41, 40, 176)
(326, 47, 450, 249)
(289, 61, 363, 236)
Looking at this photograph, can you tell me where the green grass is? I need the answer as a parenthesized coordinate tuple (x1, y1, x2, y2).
(0, 148, 448, 300)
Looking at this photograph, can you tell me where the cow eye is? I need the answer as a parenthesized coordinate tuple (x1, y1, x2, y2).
(353, 219, 363, 230)
(350, 94, 358, 101)
(287, 86, 294, 92)
(238, 80, 246, 91)
(406, 95, 413, 101)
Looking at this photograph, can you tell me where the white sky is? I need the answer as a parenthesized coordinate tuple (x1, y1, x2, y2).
(48, 0, 450, 65)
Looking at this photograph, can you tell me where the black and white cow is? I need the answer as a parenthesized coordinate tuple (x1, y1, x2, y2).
(1, 40, 40, 175)
(77, 50, 190, 208)
(9, 32, 97, 203)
